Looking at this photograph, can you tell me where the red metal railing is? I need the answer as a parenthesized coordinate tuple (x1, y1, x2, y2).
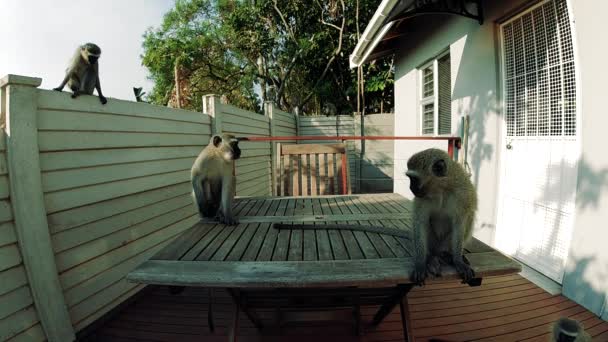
(235, 135, 462, 195)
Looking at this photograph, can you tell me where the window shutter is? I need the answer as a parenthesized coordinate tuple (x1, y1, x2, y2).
(437, 54, 451, 135)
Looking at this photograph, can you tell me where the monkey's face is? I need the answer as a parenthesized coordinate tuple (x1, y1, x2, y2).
(406, 149, 448, 198)
(212, 135, 241, 162)
(88, 55, 99, 64)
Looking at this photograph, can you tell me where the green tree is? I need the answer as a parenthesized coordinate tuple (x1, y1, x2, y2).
(141, 0, 393, 115)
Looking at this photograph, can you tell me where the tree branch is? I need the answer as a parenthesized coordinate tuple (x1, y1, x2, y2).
(299, 0, 345, 109)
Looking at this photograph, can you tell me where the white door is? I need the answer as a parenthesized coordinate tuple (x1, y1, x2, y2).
(495, 0, 579, 284)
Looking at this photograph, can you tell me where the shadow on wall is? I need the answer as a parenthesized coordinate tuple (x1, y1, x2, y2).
(450, 32, 501, 242)
(356, 116, 395, 194)
(561, 157, 608, 317)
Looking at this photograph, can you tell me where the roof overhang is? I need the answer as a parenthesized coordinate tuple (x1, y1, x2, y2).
(349, 0, 484, 69)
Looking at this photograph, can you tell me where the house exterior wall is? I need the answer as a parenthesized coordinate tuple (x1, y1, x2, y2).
(393, 0, 529, 245)
(562, 0, 608, 320)
(393, 0, 608, 319)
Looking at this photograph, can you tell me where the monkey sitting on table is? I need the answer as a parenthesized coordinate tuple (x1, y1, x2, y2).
(273, 148, 478, 286)
(54, 42, 107, 104)
(405, 148, 478, 286)
(191, 133, 241, 225)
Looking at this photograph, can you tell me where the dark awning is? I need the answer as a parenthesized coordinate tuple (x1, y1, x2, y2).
(349, 0, 483, 68)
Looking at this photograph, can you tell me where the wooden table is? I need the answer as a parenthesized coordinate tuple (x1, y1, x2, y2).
(127, 193, 521, 341)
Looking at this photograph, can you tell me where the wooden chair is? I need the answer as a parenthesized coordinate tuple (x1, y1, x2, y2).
(277, 143, 351, 196)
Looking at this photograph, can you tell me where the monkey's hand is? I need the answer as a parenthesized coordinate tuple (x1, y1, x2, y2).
(454, 260, 475, 284)
(71, 90, 80, 98)
(99, 95, 107, 105)
(53, 87, 63, 92)
(410, 262, 428, 286)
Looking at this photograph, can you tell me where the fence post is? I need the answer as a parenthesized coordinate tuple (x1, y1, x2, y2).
(1, 75, 76, 342)
(264, 101, 278, 196)
(294, 107, 300, 144)
(203, 94, 222, 134)
(354, 113, 362, 193)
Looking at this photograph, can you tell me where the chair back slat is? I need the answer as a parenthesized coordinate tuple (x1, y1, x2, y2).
(278, 143, 350, 197)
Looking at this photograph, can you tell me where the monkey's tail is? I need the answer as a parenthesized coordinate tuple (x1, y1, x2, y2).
(273, 223, 410, 238)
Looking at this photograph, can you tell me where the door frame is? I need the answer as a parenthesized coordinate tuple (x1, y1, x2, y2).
(493, 0, 582, 283)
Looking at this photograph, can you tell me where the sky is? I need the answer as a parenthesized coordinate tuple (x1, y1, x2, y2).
(0, 0, 175, 101)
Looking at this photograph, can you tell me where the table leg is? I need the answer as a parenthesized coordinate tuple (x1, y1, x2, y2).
(371, 284, 412, 326)
(228, 299, 240, 342)
(208, 288, 215, 333)
(227, 289, 264, 330)
(399, 293, 413, 342)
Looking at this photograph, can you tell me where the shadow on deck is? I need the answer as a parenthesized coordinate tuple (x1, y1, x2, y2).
(81, 274, 608, 342)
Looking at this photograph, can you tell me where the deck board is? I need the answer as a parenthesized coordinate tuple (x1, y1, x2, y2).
(83, 274, 608, 342)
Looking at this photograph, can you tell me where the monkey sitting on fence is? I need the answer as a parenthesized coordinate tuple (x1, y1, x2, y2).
(191, 133, 241, 225)
(54, 42, 107, 104)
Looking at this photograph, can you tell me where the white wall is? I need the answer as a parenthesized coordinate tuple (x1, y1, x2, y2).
(562, 0, 608, 320)
(393, 0, 528, 245)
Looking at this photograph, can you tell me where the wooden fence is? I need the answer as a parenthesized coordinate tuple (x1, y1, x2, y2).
(0, 74, 393, 341)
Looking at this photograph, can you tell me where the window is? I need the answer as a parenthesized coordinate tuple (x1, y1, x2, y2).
(419, 52, 451, 135)
(502, 0, 576, 137)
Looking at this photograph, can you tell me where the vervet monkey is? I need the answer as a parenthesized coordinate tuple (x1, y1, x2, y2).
(405, 148, 477, 285)
(54, 43, 107, 104)
(191, 133, 241, 225)
(552, 318, 591, 342)
(133, 87, 146, 102)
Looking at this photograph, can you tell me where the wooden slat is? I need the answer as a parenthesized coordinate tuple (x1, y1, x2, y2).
(42, 157, 193, 193)
(0, 305, 40, 341)
(55, 205, 194, 272)
(327, 153, 335, 194)
(37, 90, 206, 123)
(310, 154, 318, 196)
(301, 154, 309, 196)
(48, 182, 191, 234)
(282, 155, 290, 196)
(0, 285, 34, 321)
(52, 195, 192, 253)
(328, 197, 364, 260)
(0, 266, 28, 297)
(127, 251, 521, 288)
(281, 144, 345, 155)
(60, 215, 197, 290)
(44, 170, 189, 214)
(292, 155, 299, 196)
(38, 131, 206, 152)
(37, 109, 208, 134)
(319, 154, 326, 195)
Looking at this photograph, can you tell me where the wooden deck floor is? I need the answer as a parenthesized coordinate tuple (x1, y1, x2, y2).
(82, 274, 608, 342)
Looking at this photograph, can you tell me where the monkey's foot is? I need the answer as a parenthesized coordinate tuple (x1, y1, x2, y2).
(427, 256, 442, 277)
(216, 212, 239, 225)
(71, 92, 80, 98)
(53, 87, 63, 92)
(454, 261, 475, 284)
(99, 95, 107, 105)
(410, 263, 428, 286)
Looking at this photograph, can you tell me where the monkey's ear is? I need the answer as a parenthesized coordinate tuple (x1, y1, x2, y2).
(213, 135, 222, 147)
(432, 159, 447, 177)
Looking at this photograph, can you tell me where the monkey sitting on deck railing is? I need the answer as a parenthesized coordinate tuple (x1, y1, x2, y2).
(54, 42, 107, 105)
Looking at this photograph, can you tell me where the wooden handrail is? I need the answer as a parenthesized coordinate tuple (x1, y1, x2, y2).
(237, 135, 462, 158)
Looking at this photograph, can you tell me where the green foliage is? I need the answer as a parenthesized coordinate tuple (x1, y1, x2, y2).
(141, 0, 394, 114)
